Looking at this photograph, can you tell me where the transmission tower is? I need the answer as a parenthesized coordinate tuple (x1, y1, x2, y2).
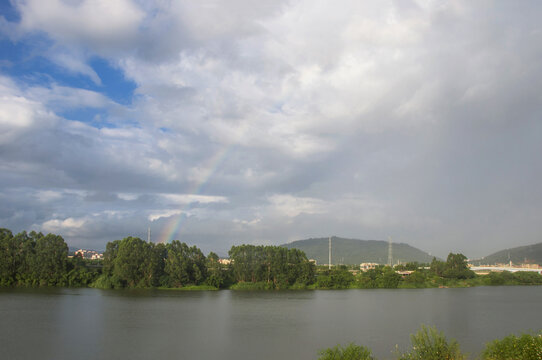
(328, 236, 332, 270)
(387, 237, 393, 267)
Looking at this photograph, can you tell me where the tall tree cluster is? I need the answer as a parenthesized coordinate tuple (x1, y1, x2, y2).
(228, 245, 315, 288)
(0, 228, 99, 287)
(98, 238, 209, 288)
(430, 253, 475, 279)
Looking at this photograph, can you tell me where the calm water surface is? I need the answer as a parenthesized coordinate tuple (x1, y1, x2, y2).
(1, 286, 541, 360)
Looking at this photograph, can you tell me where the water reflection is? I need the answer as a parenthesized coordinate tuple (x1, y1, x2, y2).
(1, 286, 541, 359)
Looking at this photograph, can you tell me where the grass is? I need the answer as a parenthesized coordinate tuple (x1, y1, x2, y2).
(228, 281, 274, 290)
(156, 285, 218, 291)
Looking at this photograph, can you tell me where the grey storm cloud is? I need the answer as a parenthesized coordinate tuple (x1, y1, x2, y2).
(1, 0, 541, 257)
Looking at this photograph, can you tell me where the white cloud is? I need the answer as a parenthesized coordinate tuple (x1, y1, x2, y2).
(28, 84, 112, 110)
(35, 190, 63, 203)
(41, 217, 88, 235)
(117, 193, 138, 201)
(160, 193, 228, 205)
(47, 50, 102, 84)
(148, 209, 183, 222)
(267, 194, 326, 218)
(0, 77, 58, 143)
(17, 0, 144, 51)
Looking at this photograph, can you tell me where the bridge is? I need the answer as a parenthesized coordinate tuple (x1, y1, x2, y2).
(470, 266, 542, 274)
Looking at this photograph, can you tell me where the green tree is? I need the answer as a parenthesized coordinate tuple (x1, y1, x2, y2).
(228, 244, 314, 288)
(164, 241, 207, 287)
(34, 233, 68, 286)
(443, 253, 475, 279)
(430, 257, 446, 277)
(113, 237, 152, 287)
(378, 266, 401, 288)
(147, 243, 166, 287)
(0, 228, 16, 285)
(205, 252, 225, 288)
(103, 240, 121, 277)
(404, 270, 428, 287)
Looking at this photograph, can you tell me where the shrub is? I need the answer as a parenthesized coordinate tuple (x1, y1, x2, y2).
(229, 281, 273, 290)
(318, 343, 374, 360)
(482, 332, 542, 360)
(398, 325, 465, 360)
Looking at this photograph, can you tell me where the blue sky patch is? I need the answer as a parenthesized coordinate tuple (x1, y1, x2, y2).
(88, 57, 137, 105)
(58, 107, 112, 128)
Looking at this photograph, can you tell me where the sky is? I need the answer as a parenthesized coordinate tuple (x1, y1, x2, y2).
(1, 0, 541, 258)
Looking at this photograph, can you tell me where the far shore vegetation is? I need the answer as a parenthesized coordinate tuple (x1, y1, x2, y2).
(2, 228, 542, 290)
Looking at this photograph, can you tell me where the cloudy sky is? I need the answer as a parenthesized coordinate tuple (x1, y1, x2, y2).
(1, 0, 541, 257)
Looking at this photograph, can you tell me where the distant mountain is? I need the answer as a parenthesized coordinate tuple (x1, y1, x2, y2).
(281, 237, 436, 265)
(470, 242, 542, 266)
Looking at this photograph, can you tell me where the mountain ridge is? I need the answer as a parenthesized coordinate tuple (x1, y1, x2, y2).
(281, 236, 436, 265)
(470, 242, 542, 265)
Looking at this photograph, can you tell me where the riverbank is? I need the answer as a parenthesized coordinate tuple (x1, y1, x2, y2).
(6, 274, 542, 291)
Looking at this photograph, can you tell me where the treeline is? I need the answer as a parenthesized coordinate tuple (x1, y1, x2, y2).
(95, 238, 316, 289)
(312, 253, 475, 289)
(95, 237, 227, 289)
(3, 228, 542, 290)
(314, 266, 403, 289)
(313, 252, 542, 289)
(229, 245, 315, 289)
(0, 228, 100, 287)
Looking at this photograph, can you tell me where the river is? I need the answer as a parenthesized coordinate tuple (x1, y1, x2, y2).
(1, 286, 541, 359)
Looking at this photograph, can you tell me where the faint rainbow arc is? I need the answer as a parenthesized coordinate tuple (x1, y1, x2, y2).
(156, 145, 232, 244)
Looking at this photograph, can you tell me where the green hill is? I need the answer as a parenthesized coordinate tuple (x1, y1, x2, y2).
(281, 237, 435, 265)
(470, 242, 542, 266)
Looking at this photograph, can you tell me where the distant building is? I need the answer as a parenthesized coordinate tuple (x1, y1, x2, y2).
(218, 259, 231, 265)
(309, 259, 317, 265)
(360, 262, 379, 271)
(75, 249, 103, 260)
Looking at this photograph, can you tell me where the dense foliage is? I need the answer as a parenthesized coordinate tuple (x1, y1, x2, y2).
(357, 266, 402, 289)
(96, 237, 214, 289)
(316, 266, 356, 289)
(96, 239, 315, 289)
(430, 253, 475, 279)
(483, 270, 542, 286)
(482, 332, 542, 360)
(0, 228, 100, 287)
(228, 244, 315, 289)
(318, 343, 374, 360)
(398, 325, 465, 360)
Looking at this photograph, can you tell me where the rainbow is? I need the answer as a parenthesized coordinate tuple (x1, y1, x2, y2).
(156, 145, 233, 244)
